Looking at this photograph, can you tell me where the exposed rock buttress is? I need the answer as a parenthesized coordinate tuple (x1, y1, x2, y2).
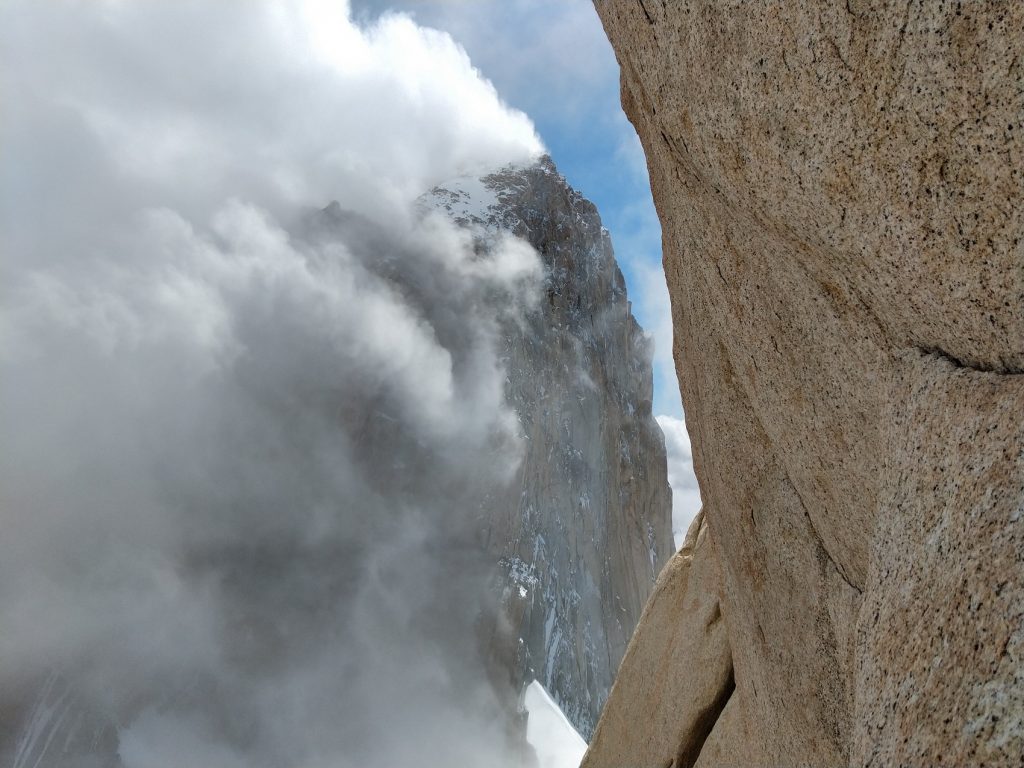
(426, 158, 675, 738)
(585, 2, 1024, 766)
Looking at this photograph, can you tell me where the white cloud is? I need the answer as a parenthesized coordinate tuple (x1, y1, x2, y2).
(352, 0, 617, 126)
(0, 1, 549, 766)
(619, 206, 681, 415)
(0, 0, 542, 277)
(656, 415, 703, 548)
(351, 0, 685, 422)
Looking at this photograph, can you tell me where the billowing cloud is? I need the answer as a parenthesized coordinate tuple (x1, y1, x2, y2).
(0, 1, 552, 766)
(351, 0, 617, 125)
(656, 415, 703, 548)
(0, 0, 542, 277)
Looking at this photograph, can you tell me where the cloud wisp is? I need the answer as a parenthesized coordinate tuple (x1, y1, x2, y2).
(0, 1, 550, 766)
(656, 416, 703, 548)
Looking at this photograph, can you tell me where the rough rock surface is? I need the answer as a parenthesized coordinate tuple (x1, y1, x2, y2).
(425, 157, 675, 738)
(583, 509, 734, 768)
(587, 1, 1024, 766)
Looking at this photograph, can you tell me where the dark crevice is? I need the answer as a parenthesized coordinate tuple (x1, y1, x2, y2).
(714, 262, 728, 286)
(674, 666, 735, 768)
(637, 0, 655, 25)
(791, 482, 863, 595)
(916, 346, 1024, 376)
(704, 601, 722, 631)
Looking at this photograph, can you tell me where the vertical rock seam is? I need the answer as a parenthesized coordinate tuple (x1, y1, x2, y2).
(587, 1, 1023, 766)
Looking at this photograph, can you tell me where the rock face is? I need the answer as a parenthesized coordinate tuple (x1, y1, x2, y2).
(425, 157, 675, 738)
(586, 2, 1024, 766)
(584, 509, 735, 768)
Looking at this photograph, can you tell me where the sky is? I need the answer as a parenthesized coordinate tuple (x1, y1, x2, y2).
(0, 1, 699, 765)
(348, 0, 700, 548)
(348, 0, 701, 543)
(350, 0, 682, 420)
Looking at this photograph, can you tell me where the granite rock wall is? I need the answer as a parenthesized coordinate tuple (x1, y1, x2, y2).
(585, 2, 1024, 765)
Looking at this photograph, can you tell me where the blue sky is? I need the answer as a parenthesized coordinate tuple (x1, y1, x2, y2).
(352, 0, 682, 418)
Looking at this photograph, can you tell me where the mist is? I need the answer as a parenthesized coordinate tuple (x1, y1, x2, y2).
(656, 415, 703, 548)
(0, 1, 557, 766)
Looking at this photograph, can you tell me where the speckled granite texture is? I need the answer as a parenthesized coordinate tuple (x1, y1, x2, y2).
(586, 1, 1024, 765)
(582, 510, 736, 768)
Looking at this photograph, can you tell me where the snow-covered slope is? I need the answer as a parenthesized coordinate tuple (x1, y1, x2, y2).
(524, 681, 587, 768)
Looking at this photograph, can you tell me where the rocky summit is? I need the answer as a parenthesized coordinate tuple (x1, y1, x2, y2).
(585, 2, 1023, 767)
(424, 156, 674, 739)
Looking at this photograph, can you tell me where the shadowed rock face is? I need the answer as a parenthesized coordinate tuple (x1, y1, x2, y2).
(425, 157, 675, 738)
(586, 1, 1023, 766)
(3, 158, 672, 766)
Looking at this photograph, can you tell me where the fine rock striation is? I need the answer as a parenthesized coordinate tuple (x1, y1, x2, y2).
(423, 156, 675, 739)
(585, 2, 1023, 766)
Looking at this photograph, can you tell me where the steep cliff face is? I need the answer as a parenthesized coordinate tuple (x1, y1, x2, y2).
(4, 159, 672, 766)
(425, 157, 674, 738)
(587, 2, 1024, 766)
